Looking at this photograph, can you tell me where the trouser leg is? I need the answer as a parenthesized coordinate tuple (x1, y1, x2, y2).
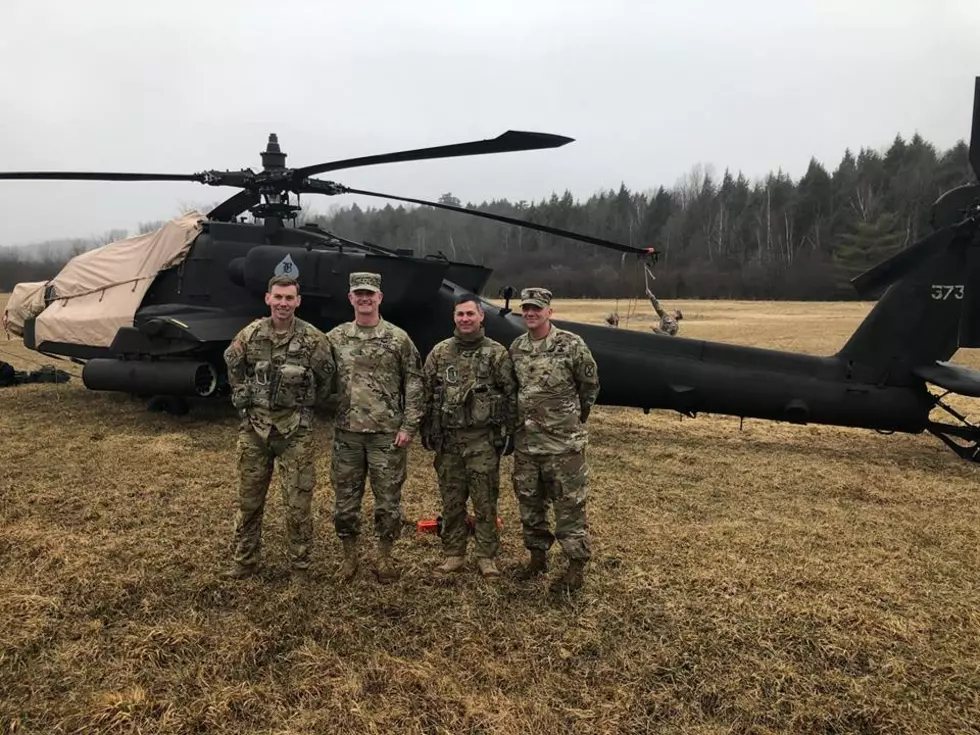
(512, 450, 553, 551)
(274, 427, 316, 570)
(435, 451, 468, 556)
(366, 432, 407, 542)
(468, 442, 501, 559)
(233, 425, 274, 567)
(331, 430, 368, 539)
(544, 450, 591, 562)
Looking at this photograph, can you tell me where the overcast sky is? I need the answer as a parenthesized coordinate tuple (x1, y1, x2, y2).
(1, 0, 977, 246)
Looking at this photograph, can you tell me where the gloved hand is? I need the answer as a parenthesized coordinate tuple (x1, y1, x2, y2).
(499, 434, 515, 456)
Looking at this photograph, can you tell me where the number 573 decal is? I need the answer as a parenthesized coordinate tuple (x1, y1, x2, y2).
(931, 284, 965, 300)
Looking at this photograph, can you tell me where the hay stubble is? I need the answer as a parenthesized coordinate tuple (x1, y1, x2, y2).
(1, 296, 979, 734)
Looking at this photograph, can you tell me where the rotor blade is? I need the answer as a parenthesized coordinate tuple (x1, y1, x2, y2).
(971, 76, 980, 181)
(301, 182, 649, 255)
(851, 226, 959, 298)
(0, 171, 203, 182)
(294, 130, 574, 179)
(208, 190, 260, 221)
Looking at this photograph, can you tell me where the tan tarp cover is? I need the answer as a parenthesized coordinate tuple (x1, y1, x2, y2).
(33, 211, 205, 347)
(2, 280, 48, 338)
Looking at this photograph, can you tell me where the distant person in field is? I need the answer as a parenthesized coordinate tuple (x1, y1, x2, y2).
(603, 312, 620, 327)
(647, 288, 682, 336)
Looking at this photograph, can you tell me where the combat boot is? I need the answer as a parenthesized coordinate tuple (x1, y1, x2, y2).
(376, 539, 399, 584)
(477, 558, 501, 579)
(218, 562, 256, 581)
(338, 536, 359, 581)
(434, 555, 466, 575)
(517, 549, 548, 580)
(551, 559, 586, 593)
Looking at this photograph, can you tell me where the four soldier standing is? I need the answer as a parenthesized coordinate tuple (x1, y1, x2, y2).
(421, 294, 517, 579)
(221, 274, 335, 584)
(221, 274, 599, 592)
(326, 272, 425, 584)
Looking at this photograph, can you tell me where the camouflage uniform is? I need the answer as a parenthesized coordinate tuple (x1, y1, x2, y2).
(327, 273, 425, 542)
(650, 293, 679, 336)
(421, 327, 517, 559)
(223, 316, 334, 572)
(510, 288, 599, 563)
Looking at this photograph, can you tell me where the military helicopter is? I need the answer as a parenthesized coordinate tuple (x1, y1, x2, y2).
(4, 78, 980, 461)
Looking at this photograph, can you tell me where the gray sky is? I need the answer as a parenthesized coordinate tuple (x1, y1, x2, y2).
(1, 0, 977, 246)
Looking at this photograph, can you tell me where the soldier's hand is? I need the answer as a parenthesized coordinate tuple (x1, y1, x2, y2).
(499, 435, 515, 456)
(394, 431, 412, 448)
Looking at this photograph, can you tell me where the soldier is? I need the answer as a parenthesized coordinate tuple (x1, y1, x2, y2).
(221, 274, 335, 584)
(421, 293, 517, 579)
(647, 287, 683, 336)
(509, 287, 599, 592)
(327, 271, 425, 583)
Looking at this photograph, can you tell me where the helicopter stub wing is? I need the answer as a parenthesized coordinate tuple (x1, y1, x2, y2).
(913, 361, 980, 398)
(104, 306, 265, 357)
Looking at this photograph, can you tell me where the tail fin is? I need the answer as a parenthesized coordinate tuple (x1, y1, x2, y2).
(839, 77, 980, 383)
(837, 221, 976, 382)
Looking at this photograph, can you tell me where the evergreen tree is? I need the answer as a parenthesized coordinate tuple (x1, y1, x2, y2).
(833, 211, 906, 293)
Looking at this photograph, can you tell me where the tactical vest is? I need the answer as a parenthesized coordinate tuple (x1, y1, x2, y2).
(241, 321, 318, 410)
(435, 339, 506, 431)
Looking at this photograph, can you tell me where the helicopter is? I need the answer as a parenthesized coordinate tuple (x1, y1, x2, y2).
(4, 78, 980, 461)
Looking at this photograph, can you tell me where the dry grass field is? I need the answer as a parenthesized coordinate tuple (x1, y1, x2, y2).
(2, 294, 979, 734)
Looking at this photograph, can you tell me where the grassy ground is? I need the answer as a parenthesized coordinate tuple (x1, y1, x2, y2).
(1, 295, 979, 734)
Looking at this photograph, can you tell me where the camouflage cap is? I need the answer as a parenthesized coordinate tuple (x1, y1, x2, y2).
(349, 271, 382, 293)
(520, 287, 552, 309)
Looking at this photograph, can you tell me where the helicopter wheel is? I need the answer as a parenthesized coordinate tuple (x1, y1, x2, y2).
(146, 395, 190, 416)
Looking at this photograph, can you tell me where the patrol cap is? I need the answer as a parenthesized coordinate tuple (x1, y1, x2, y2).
(349, 271, 382, 293)
(520, 287, 552, 309)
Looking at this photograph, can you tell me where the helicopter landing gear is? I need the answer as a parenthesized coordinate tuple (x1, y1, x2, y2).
(146, 395, 189, 416)
(925, 392, 980, 461)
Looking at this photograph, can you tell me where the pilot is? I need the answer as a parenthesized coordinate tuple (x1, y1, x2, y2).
(420, 293, 518, 579)
(326, 271, 425, 583)
(220, 274, 335, 585)
(509, 287, 599, 592)
(647, 287, 683, 336)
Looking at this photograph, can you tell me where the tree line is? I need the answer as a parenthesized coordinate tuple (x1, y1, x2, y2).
(309, 134, 974, 300)
(2, 135, 974, 299)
